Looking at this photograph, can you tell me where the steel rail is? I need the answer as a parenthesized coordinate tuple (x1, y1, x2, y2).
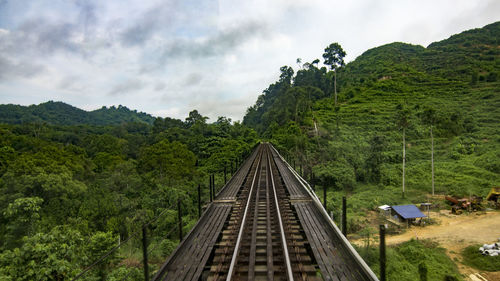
(225, 147, 263, 281)
(269, 144, 379, 281)
(153, 146, 261, 281)
(267, 146, 294, 281)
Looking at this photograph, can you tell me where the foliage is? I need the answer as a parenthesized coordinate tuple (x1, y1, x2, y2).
(0, 108, 258, 277)
(0, 226, 86, 281)
(357, 239, 462, 281)
(244, 21, 500, 227)
(0, 101, 155, 126)
(323, 42, 346, 71)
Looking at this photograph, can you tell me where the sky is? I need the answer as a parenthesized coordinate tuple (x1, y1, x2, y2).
(0, 0, 499, 122)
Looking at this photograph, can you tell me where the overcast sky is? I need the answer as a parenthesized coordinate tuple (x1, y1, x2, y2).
(0, 0, 498, 121)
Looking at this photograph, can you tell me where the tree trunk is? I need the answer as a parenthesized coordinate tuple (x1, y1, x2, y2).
(334, 69, 337, 105)
(431, 126, 434, 196)
(402, 128, 406, 198)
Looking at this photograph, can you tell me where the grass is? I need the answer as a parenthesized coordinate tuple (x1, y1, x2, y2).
(357, 239, 463, 281)
(462, 245, 500, 271)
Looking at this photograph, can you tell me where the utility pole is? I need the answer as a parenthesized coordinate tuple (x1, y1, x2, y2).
(402, 128, 406, 198)
(379, 225, 386, 281)
(431, 125, 435, 196)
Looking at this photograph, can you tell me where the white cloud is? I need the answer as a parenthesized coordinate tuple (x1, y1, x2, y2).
(0, 0, 498, 122)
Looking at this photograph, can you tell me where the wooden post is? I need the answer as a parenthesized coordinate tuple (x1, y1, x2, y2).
(323, 185, 327, 208)
(197, 184, 201, 218)
(178, 199, 183, 241)
(224, 165, 227, 184)
(212, 174, 215, 197)
(311, 172, 315, 191)
(209, 175, 212, 202)
(342, 196, 347, 237)
(379, 224, 386, 281)
(142, 226, 149, 281)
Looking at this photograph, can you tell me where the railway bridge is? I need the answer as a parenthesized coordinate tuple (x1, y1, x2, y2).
(153, 143, 378, 281)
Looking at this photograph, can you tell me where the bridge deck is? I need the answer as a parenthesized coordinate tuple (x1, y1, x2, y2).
(155, 203, 232, 281)
(295, 202, 366, 280)
(153, 144, 378, 281)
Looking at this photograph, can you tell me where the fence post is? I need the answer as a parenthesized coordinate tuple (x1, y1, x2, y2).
(342, 196, 347, 237)
(224, 165, 227, 184)
(212, 174, 215, 198)
(209, 175, 212, 202)
(380, 224, 386, 281)
(197, 184, 201, 218)
(142, 226, 149, 281)
(178, 199, 183, 241)
(323, 185, 327, 208)
(311, 172, 315, 191)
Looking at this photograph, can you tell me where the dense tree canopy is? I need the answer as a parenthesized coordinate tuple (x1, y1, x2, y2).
(0, 109, 258, 279)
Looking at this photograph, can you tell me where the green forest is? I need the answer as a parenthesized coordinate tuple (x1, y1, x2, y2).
(0, 109, 258, 280)
(0, 21, 499, 280)
(244, 21, 499, 225)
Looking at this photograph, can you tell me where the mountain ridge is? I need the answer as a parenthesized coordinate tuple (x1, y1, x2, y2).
(0, 100, 155, 126)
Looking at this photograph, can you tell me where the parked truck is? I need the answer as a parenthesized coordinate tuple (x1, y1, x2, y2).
(445, 195, 483, 214)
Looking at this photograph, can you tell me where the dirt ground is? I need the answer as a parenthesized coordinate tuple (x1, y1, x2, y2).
(387, 210, 500, 280)
(353, 210, 500, 280)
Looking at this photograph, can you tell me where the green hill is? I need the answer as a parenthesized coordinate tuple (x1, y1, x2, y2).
(243, 21, 500, 227)
(0, 101, 155, 125)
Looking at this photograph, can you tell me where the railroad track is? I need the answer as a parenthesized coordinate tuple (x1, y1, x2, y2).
(153, 143, 378, 281)
(207, 145, 319, 281)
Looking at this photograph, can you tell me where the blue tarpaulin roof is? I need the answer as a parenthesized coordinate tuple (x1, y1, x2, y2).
(392, 205, 426, 219)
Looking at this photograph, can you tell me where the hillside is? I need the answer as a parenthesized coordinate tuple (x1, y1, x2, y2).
(243, 21, 500, 231)
(0, 101, 155, 125)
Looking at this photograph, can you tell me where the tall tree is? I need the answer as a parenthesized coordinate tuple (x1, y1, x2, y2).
(422, 106, 437, 195)
(396, 103, 411, 198)
(185, 110, 208, 127)
(322, 43, 346, 105)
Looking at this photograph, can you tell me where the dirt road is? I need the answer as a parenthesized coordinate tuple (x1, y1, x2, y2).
(386, 210, 500, 246)
(382, 210, 500, 280)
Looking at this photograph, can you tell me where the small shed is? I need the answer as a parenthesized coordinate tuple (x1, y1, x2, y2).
(391, 205, 427, 227)
(378, 205, 391, 217)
